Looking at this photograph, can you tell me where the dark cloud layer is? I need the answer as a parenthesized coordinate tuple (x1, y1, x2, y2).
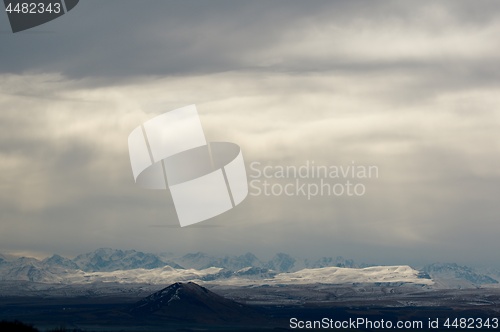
(1, 1, 499, 81)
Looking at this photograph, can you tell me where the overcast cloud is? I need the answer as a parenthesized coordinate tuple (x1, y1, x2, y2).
(1, 1, 500, 267)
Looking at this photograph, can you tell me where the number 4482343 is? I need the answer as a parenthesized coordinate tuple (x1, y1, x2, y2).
(443, 318, 499, 329)
(5, 2, 62, 14)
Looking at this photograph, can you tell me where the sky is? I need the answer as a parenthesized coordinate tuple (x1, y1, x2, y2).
(1, 1, 500, 267)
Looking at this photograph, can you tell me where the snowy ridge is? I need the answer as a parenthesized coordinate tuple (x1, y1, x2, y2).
(0, 264, 432, 286)
(213, 265, 433, 286)
(273, 265, 433, 285)
(62, 266, 224, 284)
(69, 265, 432, 286)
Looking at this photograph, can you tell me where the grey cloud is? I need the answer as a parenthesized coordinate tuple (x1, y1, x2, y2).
(1, 1, 500, 267)
(2, 0, 499, 82)
(0, 1, 330, 78)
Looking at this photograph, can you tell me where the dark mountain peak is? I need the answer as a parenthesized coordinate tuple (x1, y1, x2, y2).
(132, 282, 218, 313)
(130, 282, 260, 324)
(149, 282, 200, 299)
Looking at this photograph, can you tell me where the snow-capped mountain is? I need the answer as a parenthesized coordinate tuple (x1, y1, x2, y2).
(63, 266, 225, 284)
(4, 248, 360, 274)
(479, 267, 500, 284)
(0, 261, 433, 287)
(0, 248, 498, 289)
(0, 256, 70, 283)
(234, 267, 276, 279)
(423, 263, 498, 288)
(273, 265, 433, 285)
(73, 248, 182, 271)
(43, 254, 79, 270)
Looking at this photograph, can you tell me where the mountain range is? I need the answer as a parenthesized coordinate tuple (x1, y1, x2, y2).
(0, 248, 498, 289)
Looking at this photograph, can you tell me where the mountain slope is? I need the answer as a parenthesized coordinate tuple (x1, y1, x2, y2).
(43, 254, 79, 270)
(272, 265, 434, 285)
(130, 282, 259, 324)
(423, 263, 498, 288)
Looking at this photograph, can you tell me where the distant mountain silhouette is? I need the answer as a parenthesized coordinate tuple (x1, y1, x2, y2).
(73, 248, 183, 272)
(130, 282, 263, 325)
